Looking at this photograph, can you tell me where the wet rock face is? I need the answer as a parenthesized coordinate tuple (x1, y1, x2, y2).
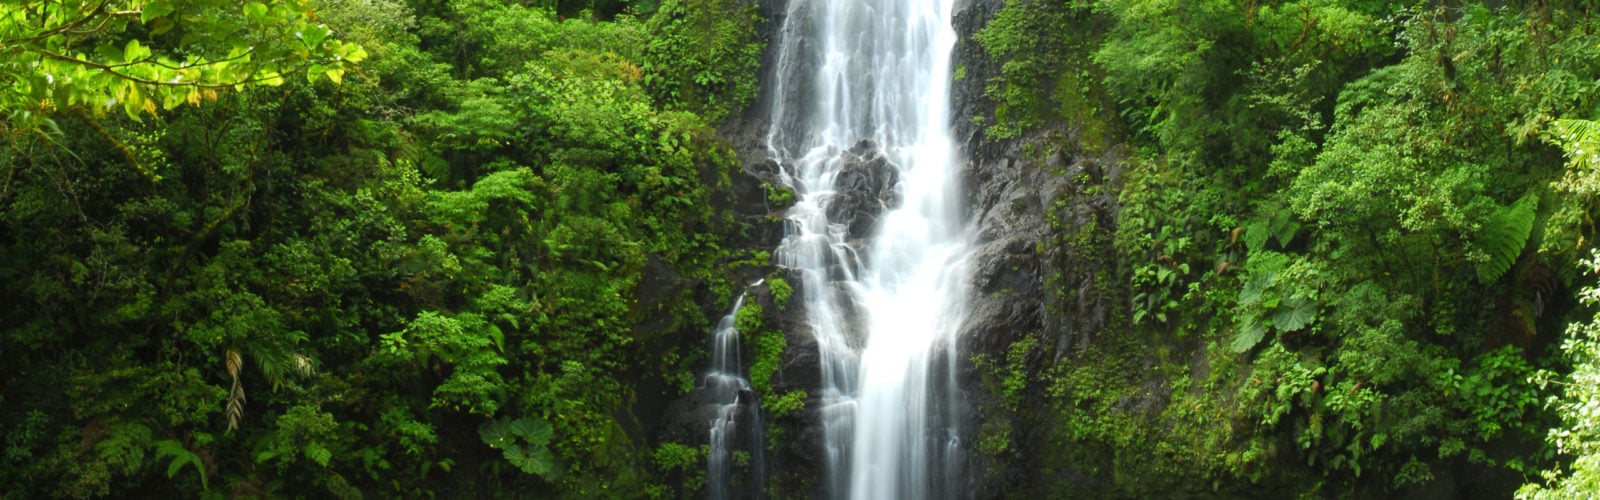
(657, 383, 766, 455)
(718, 0, 816, 168)
(947, 0, 1125, 496)
(827, 140, 901, 242)
(763, 272, 830, 492)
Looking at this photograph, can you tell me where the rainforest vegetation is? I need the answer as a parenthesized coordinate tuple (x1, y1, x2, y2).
(972, 0, 1600, 497)
(0, 0, 763, 496)
(4, 0, 1600, 498)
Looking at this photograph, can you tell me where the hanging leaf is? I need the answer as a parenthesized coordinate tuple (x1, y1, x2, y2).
(486, 324, 505, 353)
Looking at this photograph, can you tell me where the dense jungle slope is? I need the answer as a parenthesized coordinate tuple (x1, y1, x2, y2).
(952, 0, 1600, 498)
(5, 0, 1600, 499)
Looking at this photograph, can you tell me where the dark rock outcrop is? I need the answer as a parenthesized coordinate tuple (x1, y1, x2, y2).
(827, 140, 900, 242)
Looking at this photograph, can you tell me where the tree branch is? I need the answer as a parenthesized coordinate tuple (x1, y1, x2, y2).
(27, 47, 286, 89)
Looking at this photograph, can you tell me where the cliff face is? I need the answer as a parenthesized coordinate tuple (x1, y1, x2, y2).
(949, 0, 1126, 495)
(649, 0, 1127, 496)
(649, 0, 829, 496)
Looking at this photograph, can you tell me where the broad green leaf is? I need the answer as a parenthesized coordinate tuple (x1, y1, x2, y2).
(1231, 317, 1267, 353)
(149, 17, 175, 35)
(1273, 220, 1300, 249)
(504, 444, 555, 477)
(124, 39, 151, 63)
(479, 419, 513, 449)
(141, 1, 176, 24)
(341, 43, 369, 63)
(244, 2, 268, 20)
(1240, 270, 1271, 305)
(301, 24, 331, 50)
(97, 43, 123, 64)
(507, 417, 553, 445)
(1272, 296, 1317, 332)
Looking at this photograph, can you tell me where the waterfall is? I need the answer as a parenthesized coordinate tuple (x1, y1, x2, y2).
(704, 293, 765, 500)
(766, 0, 971, 497)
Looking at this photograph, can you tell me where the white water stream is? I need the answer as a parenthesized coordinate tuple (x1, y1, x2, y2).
(703, 294, 764, 500)
(765, 0, 971, 496)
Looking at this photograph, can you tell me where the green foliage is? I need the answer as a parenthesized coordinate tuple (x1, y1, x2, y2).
(0, 0, 364, 125)
(1520, 253, 1600, 498)
(991, 0, 1600, 495)
(767, 276, 792, 311)
(761, 182, 796, 208)
(1478, 194, 1541, 284)
(764, 390, 806, 419)
(1230, 251, 1322, 353)
(154, 440, 207, 490)
(737, 303, 787, 399)
(642, 0, 764, 122)
(974, 0, 1112, 144)
(0, 0, 754, 496)
(377, 312, 508, 416)
(480, 417, 559, 479)
(650, 442, 705, 496)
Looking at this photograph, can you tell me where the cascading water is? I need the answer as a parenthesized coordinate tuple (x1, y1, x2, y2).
(702, 293, 765, 500)
(766, 0, 971, 497)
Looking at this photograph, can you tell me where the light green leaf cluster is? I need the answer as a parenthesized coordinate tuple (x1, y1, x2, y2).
(1520, 253, 1600, 498)
(0, 0, 364, 122)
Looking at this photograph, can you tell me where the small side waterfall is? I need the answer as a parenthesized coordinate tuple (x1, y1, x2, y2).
(765, 0, 972, 497)
(703, 294, 765, 499)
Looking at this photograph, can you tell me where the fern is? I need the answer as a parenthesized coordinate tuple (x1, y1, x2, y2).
(1476, 194, 1539, 284)
(155, 440, 207, 490)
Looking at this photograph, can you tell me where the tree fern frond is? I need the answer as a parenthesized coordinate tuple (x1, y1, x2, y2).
(155, 440, 208, 490)
(1477, 193, 1539, 284)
